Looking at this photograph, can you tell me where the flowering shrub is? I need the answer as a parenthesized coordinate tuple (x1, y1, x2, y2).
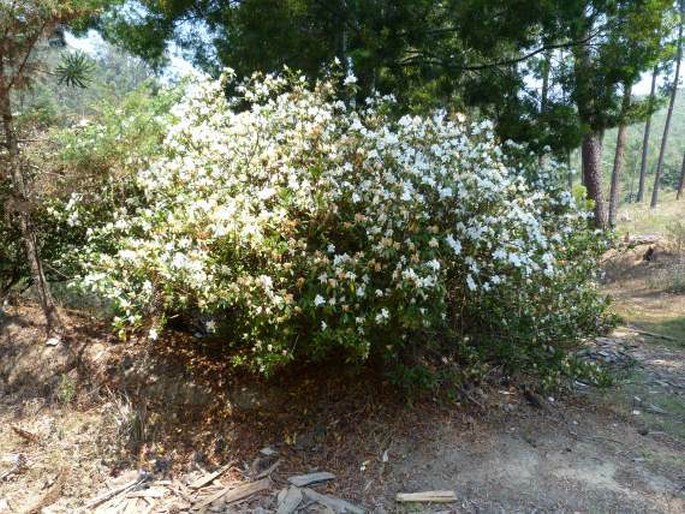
(73, 69, 610, 375)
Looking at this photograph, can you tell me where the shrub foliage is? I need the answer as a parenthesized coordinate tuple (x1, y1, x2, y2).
(68, 70, 610, 376)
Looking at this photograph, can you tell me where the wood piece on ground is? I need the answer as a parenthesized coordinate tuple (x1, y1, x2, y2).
(127, 487, 167, 498)
(301, 488, 364, 514)
(189, 461, 234, 490)
(121, 498, 144, 514)
(277, 486, 303, 514)
(628, 327, 677, 342)
(395, 491, 457, 503)
(192, 478, 271, 511)
(288, 471, 336, 487)
(0, 455, 27, 481)
(81, 475, 146, 511)
(255, 459, 281, 479)
(169, 483, 194, 504)
(260, 447, 278, 457)
(10, 426, 40, 444)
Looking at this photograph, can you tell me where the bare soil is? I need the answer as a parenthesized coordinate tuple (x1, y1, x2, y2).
(1, 243, 684, 513)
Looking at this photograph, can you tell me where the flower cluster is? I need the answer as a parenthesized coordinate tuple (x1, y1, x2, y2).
(75, 69, 606, 373)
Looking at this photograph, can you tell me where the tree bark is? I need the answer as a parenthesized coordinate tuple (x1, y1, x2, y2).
(651, 2, 683, 209)
(0, 63, 61, 336)
(582, 133, 607, 227)
(609, 83, 632, 227)
(676, 151, 685, 200)
(637, 67, 658, 202)
(573, 20, 607, 228)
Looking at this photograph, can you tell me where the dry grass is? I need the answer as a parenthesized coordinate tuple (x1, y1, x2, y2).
(616, 191, 685, 238)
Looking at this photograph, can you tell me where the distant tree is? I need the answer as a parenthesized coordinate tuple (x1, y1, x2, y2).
(0, 0, 110, 338)
(651, 0, 684, 209)
(609, 82, 632, 227)
(638, 67, 659, 203)
(677, 151, 685, 199)
(98, 0, 674, 227)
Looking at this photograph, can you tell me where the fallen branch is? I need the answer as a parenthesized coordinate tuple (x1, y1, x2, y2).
(11, 426, 40, 444)
(81, 474, 147, 511)
(189, 461, 234, 490)
(255, 459, 281, 479)
(627, 327, 678, 342)
(126, 487, 167, 498)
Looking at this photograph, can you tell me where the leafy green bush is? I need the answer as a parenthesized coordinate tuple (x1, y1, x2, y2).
(0, 82, 176, 306)
(72, 70, 611, 378)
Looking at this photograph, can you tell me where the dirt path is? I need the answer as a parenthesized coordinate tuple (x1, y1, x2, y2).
(380, 333, 685, 513)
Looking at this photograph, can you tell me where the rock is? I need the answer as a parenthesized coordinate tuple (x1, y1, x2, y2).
(45, 336, 61, 347)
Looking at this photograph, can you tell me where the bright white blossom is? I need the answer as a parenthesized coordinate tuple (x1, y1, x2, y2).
(74, 68, 603, 373)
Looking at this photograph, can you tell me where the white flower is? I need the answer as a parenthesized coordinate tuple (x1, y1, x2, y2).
(466, 275, 476, 291)
(314, 295, 325, 307)
(375, 308, 390, 324)
(343, 73, 358, 86)
(426, 259, 440, 271)
(445, 235, 462, 255)
(148, 328, 159, 340)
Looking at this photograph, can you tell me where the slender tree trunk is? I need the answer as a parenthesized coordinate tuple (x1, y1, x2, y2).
(651, 3, 683, 209)
(541, 49, 552, 113)
(582, 133, 607, 227)
(0, 64, 61, 336)
(676, 151, 685, 200)
(538, 49, 552, 168)
(637, 67, 658, 202)
(609, 83, 632, 227)
(567, 150, 573, 190)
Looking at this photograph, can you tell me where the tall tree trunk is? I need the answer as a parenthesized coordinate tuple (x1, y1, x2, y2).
(676, 151, 685, 200)
(609, 83, 632, 227)
(582, 133, 607, 227)
(651, 3, 683, 209)
(573, 22, 607, 227)
(0, 65, 61, 336)
(637, 67, 658, 202)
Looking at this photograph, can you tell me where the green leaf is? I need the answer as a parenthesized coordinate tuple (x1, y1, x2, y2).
(55, 51, 95, 89)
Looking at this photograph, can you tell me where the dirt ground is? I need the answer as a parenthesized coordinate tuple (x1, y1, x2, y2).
(1, 242, 684, 513)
